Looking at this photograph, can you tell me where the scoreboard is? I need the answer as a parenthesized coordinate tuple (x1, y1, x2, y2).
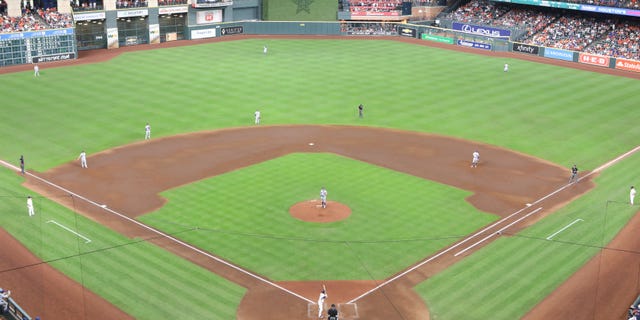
(0, 28, 77, 67)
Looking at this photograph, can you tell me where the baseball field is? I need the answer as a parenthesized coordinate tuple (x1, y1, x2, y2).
(0, 36, 639, 320)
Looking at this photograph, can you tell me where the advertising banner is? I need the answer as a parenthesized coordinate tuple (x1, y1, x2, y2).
(107, 27, 119, 49)
(578, 53, 609, 67)
(158, 6, 188, 14)
(457, 39, 491, 50)
(543, 47, 574, 61)
(0, 28, 74, 40)
(452, 22, 511, 37)
(33, 53, 76, 63)
(74, 12, 106, 21)
(421, 34, 454, 44)
(149, 24, 160, 44)
(351, 11, 400, 16)
(221, 26, 244, 35)
(614, 58, 640, 73)
(117, 9, 148, 18)
(191, 28, 216, 39)
(512, 42, 539, 55)
(196, 10, 223, 24)
(399, 27, 416, 37)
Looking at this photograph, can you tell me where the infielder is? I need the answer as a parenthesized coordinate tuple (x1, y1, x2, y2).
(254, 110, 261, 125)
(320, 187, 327, 208)
(78, 150, 88, 168)
(27, 196, 34, 217)
(631, 186, 637, 205)
(318, 288, 327, 318)
(19, 155, 25, 174)
(569, 164, 578, 183)
(471, 150, 480, 168)
(145, 123, 151, 140)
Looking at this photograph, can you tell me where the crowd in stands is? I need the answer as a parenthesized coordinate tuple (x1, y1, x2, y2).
(0, 0, 6, 15)
(0, 7, 71, 32)
(70, 0, 102, 11)
(116, 0, 148, 8)
(37, 7, 73, 28)
(447, 0, 640, 60)
(555, 0, 638, 9)
(341, 22, 398, 35)
(584, 22, 640, 59)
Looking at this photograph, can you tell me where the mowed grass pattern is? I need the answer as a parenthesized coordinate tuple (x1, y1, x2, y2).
(139, 153, 495, 280)
(0, 170, 244, 319)
(0, 39, 639, 319)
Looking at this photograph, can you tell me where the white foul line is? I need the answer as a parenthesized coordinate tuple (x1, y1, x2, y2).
(454, 207, 543, 257)
(0, 160, 314, 304)
(546, 219, 584, 240)
(46, 220, 92, 243)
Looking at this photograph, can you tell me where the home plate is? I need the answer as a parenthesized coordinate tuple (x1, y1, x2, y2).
(308, 142, 315, 146)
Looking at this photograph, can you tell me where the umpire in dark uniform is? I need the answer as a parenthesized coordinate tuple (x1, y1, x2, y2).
(327, 303, 338, 320)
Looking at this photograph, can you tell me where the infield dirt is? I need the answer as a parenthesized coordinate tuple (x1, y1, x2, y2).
(0, 36, 636, 320)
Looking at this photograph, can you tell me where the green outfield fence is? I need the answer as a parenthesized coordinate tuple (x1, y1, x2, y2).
(1, 18, 638, 73)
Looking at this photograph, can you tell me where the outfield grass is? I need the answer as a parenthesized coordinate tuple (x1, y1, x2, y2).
(0, 39, 639, 319)
(0, 169, 245, 319)
(417, 152, 640, 319)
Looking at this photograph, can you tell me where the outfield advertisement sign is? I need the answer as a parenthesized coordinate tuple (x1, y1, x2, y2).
(452, 22, 511, 37)
(196, 10, 222, 24)
(399, 27, 416, 37)
(73, 12, 106, 21)
(579, 53, 609, 67)
(351, 11, 400, 16)
(221, 26, 243, 36)
(457, 39, 491, 50)
(543, 47, 574, 61)
(33, 53, 76, 63)
(512, 42, 539, 55)
(421, 34, 454, 44)
(614, 58, 640, 73)
(191, 28, 216, 39)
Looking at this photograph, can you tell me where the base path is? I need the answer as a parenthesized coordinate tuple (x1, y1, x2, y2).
(2, 35, 634, 320)
(18, 124, 596, 320)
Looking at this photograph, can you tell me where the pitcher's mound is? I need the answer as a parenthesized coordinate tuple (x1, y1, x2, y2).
(289, 200, 352, 223)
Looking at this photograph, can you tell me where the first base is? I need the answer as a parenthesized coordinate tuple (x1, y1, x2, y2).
(308, 142, 315, 146)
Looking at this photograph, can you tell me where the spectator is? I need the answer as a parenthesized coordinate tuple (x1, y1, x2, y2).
(0, 288, 11, 314)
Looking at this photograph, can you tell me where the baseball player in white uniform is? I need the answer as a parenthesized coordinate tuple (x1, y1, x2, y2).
(318, 289, 327, 318)
(320, 187, 327, 208)
(145, 123, 151, 140)
(471, 151, 480, 168)
(27, 196, 35, 217)
(631, 186, 637, 205)
(254, 110, 261, 125)
(504, 63, 509, 72)
(78, 150, 88, 168)
(34, 64, 39, 77)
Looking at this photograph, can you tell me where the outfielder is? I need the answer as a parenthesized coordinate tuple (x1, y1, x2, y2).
(471, 150, 480, 168)
(318, 287, 327, 318)
(254, 110, 261, 125)
(631, 186, 636, 205)
(145, 123, 151, 140)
